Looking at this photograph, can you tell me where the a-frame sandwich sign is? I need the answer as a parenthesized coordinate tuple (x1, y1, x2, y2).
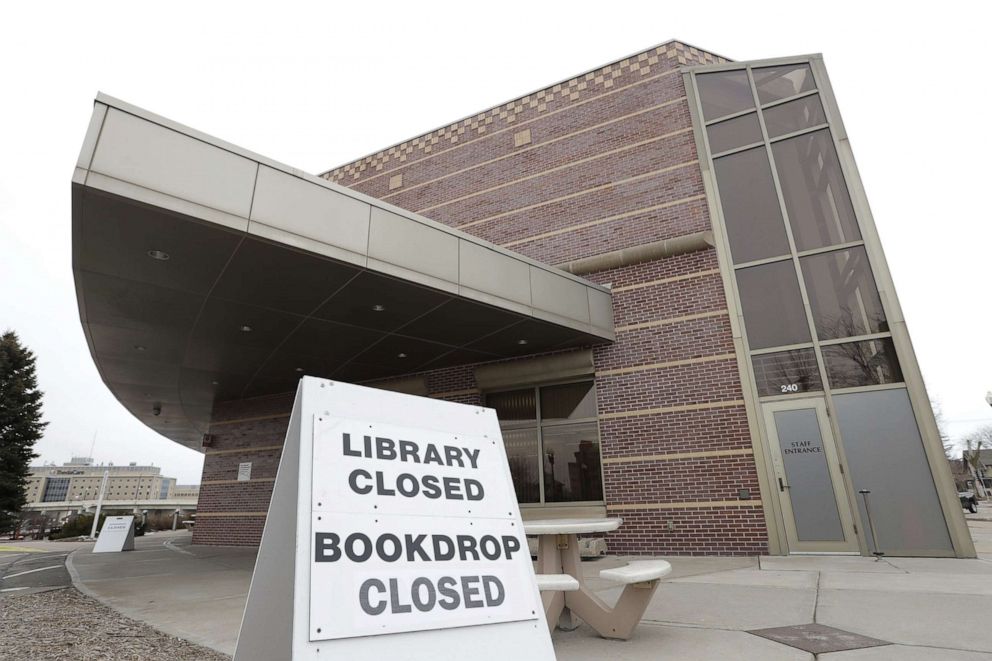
(93, 516, 135, 553)
(233, 377, 554, 660)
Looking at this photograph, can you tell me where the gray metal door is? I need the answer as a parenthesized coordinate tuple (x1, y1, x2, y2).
(763, 398, 859, 553)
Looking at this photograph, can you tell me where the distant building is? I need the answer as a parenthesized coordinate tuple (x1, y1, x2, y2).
(962, 449, 992, 495)
(169, 484, 201, 499)
(24, 457, 199, 517)
(947, 458, 972, 491)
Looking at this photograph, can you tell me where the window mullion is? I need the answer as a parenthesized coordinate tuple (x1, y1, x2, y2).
(703, 106, 758, 126)
(535, 385, 545, 505)
(759, 88, 819, 110)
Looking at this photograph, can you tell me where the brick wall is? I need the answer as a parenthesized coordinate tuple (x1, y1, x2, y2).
(192, 393, 292, 546)
(585, 253, 765, 555)
(194, 40, 769, 555)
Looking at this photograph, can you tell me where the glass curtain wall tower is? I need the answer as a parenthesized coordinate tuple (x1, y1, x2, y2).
(685, 55, 972, 557)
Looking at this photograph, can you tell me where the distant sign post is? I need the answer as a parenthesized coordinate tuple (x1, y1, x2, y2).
(93, 515, 135, 553)
(233, 378, 553, 660)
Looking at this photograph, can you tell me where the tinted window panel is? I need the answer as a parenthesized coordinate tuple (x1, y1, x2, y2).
(540, 382, 597, 422)
(801, 247, 888, 340)
(706, 112, 763, 154)
(502, 427, 540, 503)
(754, 64, 816, 104)
(541, 422, 603, 503)
(752, 348, 823, 396)
(487, 389, 535, 428)
(822, 338, 902, 388)
(773, 130, 861, 251)
(42, 478, 70, 502)
(833, 389, 953, 553)
(696, 70, 755, 121)
(714, 147, 790, 264)
(763, 94, 827, 138)
(736, 260, 812, 350)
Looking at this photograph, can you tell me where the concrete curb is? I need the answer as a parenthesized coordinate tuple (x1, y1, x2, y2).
(64, 548, 102, 601)
(163, 538, 195, 556)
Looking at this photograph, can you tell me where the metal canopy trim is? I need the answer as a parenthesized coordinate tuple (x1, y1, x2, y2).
(72, 94, 614, 449)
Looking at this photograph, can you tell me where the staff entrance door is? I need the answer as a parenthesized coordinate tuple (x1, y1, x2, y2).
(763, 398, 860, 554)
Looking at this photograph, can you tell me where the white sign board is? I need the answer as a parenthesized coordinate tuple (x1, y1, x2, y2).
(237, 461, 252, 482)
(93, 515, 135, 553)
(234, 378, 553, 661)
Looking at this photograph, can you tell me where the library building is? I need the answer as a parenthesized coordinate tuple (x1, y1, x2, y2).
(70, 40, 974, 557)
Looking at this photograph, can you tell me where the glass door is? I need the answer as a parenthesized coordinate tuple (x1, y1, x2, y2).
(762, 398, 859, 553)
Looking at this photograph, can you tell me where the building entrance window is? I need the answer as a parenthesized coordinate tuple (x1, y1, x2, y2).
(486, 381, 603, 505)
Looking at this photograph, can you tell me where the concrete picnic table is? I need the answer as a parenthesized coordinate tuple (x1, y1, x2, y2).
(525, 517, 671, 640)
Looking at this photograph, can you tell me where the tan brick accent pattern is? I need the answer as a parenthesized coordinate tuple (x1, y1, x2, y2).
(195, 41, 768, 555)
(322, 42, 725, 184)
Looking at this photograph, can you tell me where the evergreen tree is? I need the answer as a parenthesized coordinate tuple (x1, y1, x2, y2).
(0, 331, 45, 534)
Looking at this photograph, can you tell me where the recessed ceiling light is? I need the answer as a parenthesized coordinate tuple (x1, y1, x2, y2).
(239, 324, 253, 333)
(295, 367, 304, 372)
(134, 345, 147, 351)
(397, 353, 408, 358)
(517, 339, 528, 345)
(147, 249, 170, 261)
(372, 304, 386, 312)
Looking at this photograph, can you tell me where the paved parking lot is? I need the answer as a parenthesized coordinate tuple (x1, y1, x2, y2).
(0, 548, 73, 596)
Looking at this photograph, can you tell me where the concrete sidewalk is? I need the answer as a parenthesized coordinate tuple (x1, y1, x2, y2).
(68, 530, 255, 654)
(66, 523, 992, 660)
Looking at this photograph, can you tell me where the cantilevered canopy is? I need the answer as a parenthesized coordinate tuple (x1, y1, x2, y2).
(71, 95, 614, 449)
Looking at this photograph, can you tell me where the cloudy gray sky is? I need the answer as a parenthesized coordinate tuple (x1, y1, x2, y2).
(1, 2, 988, 484)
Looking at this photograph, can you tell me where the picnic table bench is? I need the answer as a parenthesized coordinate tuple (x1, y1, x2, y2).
(526, 517, 671, 640)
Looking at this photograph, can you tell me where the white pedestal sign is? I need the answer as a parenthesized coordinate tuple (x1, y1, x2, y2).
(93, 516, 135, 553)
(233, 377, 553, 660)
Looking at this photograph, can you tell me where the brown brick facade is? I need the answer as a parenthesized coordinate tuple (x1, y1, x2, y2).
(194, 41, 769, 555)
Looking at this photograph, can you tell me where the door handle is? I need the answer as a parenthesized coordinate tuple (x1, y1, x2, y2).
(778, 477, 790, 492)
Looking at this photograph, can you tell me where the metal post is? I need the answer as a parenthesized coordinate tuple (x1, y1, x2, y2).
(858, 489, 884, 560)
(89, 469, 109, 539)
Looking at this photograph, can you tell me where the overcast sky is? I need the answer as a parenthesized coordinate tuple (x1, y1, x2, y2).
(1, 2, 989, 484)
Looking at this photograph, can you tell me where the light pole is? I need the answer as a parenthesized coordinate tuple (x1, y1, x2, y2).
(977, 392, 992, 496)
(133, 472, 144, 504)
(89, 469, 109, 539)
